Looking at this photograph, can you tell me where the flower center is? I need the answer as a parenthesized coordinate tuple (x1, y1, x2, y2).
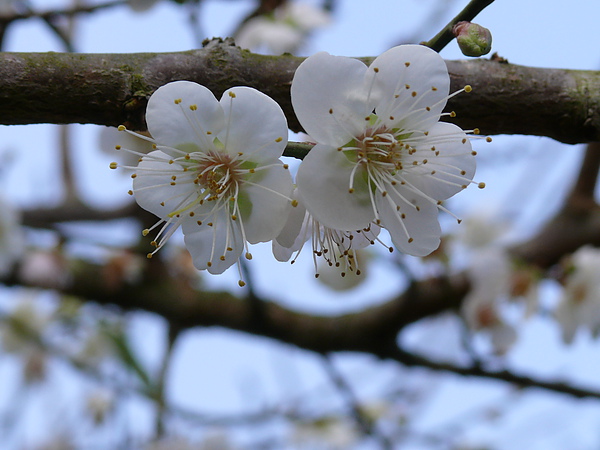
(193, 152, 241, 203)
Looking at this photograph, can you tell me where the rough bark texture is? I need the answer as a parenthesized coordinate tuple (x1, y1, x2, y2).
(2, 38, 600, 144)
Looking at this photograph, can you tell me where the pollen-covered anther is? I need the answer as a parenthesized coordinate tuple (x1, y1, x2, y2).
(109, 162, 118, 169)
(464, 85, 472, 93)
(291, 199, 298, 207)
(189, 104, 197, 111)
(174, 98, 182, 104)
(118, 125, 126, 131)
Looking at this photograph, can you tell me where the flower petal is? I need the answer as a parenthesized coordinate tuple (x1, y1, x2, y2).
(182, 209, 244, 274)
(402, 122, 476, 201)
(377, 190, 441, 256)
(218, 86, 288, 164)
(297, 144, 375, 230)
(132, 151, 196, 219)
(241, 164, 294, 243)
(365, 45, 450, 132)
(291, 52, 371, 147)
(146, 81, 225, 154)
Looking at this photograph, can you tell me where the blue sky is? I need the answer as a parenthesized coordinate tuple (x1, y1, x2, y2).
(2, 0, 600, 448)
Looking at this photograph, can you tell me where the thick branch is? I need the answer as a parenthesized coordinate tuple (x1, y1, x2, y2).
(2, 39, 600, 143)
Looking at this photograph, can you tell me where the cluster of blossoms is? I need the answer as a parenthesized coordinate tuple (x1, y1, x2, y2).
(111, 44, 485, 286)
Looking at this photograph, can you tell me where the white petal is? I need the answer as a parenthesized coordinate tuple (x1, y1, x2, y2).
(183, 210, 243, 274)
(132, 151, 197, 219)
(275, 190, 308, 249)
(365, 45, 450, 132)
(291, 52, 371, 147)
(297, 144, 375, 230)
(402, 122, 476, 201)
(377, 191, 441, 256)
(146, 81, 224, 154)
(241, 164, 294, 243)
(218, 87, 288, 163)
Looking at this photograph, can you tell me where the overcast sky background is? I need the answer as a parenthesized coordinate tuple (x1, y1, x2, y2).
(2, 0, 600, 448)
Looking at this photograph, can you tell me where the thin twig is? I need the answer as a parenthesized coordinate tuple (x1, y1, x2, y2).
(321, 356, 393, 449)
(153, 323, 182, 439)
(568, 142, 600, 201)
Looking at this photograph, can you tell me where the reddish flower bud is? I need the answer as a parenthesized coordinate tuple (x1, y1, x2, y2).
(452, 21, 492, 57)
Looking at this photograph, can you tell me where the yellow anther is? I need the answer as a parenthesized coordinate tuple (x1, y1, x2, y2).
(464, 85, 472, 93)
(109, 162, 118, 169)
(229, 91, 236, 98)
(142, 229, 150, 236)
(275, 137, 283, 142)
(238, 280, 246, 287)
(478, 182, 486, 189)
(245, 252, 252, 260)
(174, 98, 182, 104)
(291, 199, 298, 207)
(115, 145, 121, 150)
(189, 104, 197, 111)
(118, 125, 126, 131)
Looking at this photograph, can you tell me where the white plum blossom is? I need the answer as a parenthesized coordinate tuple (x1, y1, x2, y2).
(273, 189, 382, 278)
(292, 44, 484, 257)
(114, 81, 294, 285)
(460, 247, 517, 355)
(235, 2, 330, 55)
(555, 246, 600, 344)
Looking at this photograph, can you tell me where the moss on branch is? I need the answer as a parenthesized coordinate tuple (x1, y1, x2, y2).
(1, 38, 600, 143)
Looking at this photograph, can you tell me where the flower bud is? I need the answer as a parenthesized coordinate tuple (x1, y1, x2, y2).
(452, 21, 492, 57)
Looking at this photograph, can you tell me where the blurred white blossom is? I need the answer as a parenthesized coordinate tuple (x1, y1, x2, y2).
(555, 245, 600, 344)
(236, 2, 330, 54)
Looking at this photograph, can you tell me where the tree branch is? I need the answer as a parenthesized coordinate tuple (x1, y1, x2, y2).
(2, 38, 600, 144)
